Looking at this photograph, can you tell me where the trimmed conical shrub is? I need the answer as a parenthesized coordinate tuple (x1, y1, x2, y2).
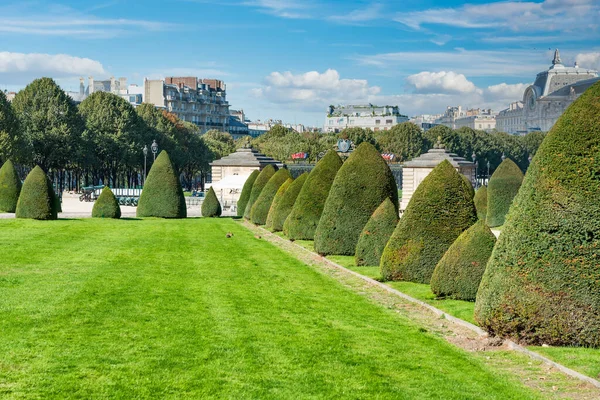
(485, 158, 523, 227)
(0, 160, 22, 212)
(251, 168, 292, 225)
(15, 166, 57, 220)
(475, 81, 600, 347)
(244, 165, 276, 220)
(315, 143, 398, 256)
(237, 170, 259, 217)
(92, 186, 121, 219)
(430, 221, 496, 301)
(462, 175, 475, 198)
(474, 186, 488, 221)
(267, 173, 308, 232)
(137, 151, 186, 218)
(381, 160, 477, 283)
(202, 186, 222, 217)
(355, 198, 399, 266)
(265, 177, 292, 230)
(284, 150, 342, 240)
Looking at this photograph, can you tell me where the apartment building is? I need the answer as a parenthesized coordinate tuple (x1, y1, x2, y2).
(323, 104, 409, 133)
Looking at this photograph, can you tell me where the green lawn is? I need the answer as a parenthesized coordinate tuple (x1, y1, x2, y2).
(0, 218, 540, 399)
(530, 346, 600, 380)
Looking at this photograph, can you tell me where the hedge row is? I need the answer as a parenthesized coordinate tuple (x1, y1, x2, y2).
(355, 198, 398, 266)
(485, 158, 523, 228)
(267, 173, 308, 232)
(244, 165, 276, 220)
(237, 170, 259, 217)
(250, 168, 292, 225)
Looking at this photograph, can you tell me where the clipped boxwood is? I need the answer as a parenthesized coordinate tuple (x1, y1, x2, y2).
(244, 165, 276, 220)
(237, 170, 259, 217)
(381, 160, 477, 283)
(250, 168, 292, 225)
(92, 186, 121, 219)
(0, 159, 22, 212)
(284, 150, 343, 240)
(474, 186, 488, 221)
(355, 198, 399, 266)
(486, 158, 523, 227)
(315, 143, 398, 256)
(137, 150, 186, 218)
(430, 220, 496, 301)
(202, 186, 222, 217)
(15, 166, 57, 220)
(266, 172, 309, 232)
(475, 81, 600, 347)
(265, 177, 293, 231)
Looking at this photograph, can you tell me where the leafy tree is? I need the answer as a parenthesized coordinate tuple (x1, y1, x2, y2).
(475, 82, 600, 347)
(423, 125, 458, 150)
(15, 166, 57, 220)
(519, 131, 546, 159)
(203, 130, 236, 160)
(0, 159, 22, 212)
(11, 78, 83, 171)
(0, 91, 20, 163)
(375, 122, 425, 162)
(338, 127, 377, 147)
(201, 187, 222, 217)
(137, 151, 186, 218)
(92, 187, 121, 219)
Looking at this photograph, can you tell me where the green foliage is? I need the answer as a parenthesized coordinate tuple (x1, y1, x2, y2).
(475, 81, 600, 347)
(237, 170, 259, 217)
(355, 198, 399, 266)
(137, 151, 186, 218)
(474, 186, 488, 221)
(250, 168, 292, 225)
(375, 122, 425, 162)
(0, 91, 21, 163)
(11, 78, 83, 171)
(315, 143, 398, 256)
(15, 166, 57, 220)
(201, 187, 222, 217)
(92, 187, 121, 219)
(265, 178, 293, 230)
(430, 221, 496, 301)
(381, 160, 477, 283)
(244, 165, 276, 219)
(284, 150, 343, 240)
(0, 159, 22, 212)
(338, 127, 377, 147)
(266, 173, 308, 232)
(485, 158, 523, 228)
(203, 130, 236, 161)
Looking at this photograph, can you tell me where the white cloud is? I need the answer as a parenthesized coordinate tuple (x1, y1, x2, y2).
(484, 83, 530, 101)
(328, 3, 383, 24)
(241, 0, 313, 18)
(0, 52, 105, 84)
(406, 71, 479, 94)
(576, 52, 600, 70)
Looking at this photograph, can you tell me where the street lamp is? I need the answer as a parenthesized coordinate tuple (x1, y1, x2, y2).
(151, 140, 158, 162)
(528, 153, 533, 164)
(471, 152, 478, 189)
(143, 145, 148, 186)
(487, 160, 491, 185)
(501, 152, 506, 161)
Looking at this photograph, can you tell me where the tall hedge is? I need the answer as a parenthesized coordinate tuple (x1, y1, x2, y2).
(137, 150, 186, 218)
(430, 221, 496, 301)
(381, 160, 477, 283)
(474, 186, 488, 221)
(485, 158, 523, 227)
(314, 143, 398, 256)
(15, 166, 57, 220)
(475, 81, 600, 347)
(244, 165, 276, 220)
(284, 150, 342, 240)
(267, 173, 308, 232)
(355, 198, 399, 266)
(237, 170, 259, 217)
(0, 160, 21, 212)
(202, 187, 222, 217)
(92, 186, 121, 219)
(250, 168, 292, 225)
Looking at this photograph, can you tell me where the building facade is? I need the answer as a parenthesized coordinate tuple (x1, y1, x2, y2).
(435, 106, 482, 129)
(324, 104, 409, 133)
(496, 102, 526, 135)
(144, 77, 230, 133)
(454, 109, 497, 132)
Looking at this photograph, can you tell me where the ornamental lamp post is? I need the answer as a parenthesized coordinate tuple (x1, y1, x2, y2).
(143, 145, 148, 186)
(151, 140, 158, 162)
(487, 160, 491, 185)
(501, 152, 506, 161)
(471, 151, 478, 189)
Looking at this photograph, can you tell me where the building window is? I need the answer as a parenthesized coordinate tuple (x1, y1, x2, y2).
(375, 120, 380, 125)
(386, 119, 393, 124)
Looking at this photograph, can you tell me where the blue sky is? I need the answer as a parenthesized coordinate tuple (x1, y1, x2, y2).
(0, 0, 599, 126)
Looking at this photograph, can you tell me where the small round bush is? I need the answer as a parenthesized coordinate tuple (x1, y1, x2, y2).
(237, 170, 259, 217)
(284, 150, 342, 240)
(315, 143, 398, 256)
(380, 160, 477, 283)
(430, 220, 496, 301)
(355, 198, 399, 266)
(474, 186, 488, 221)
(486, 158, 523, 227)
(244, 165, 276, 220)
(137, 151, 186, 218)
(92, 186, 121, 219)
(0, 159, 22, 212)
(267, 173, 308, 232)
(251, 168, 292, 225)
(15, 166, 57, 220)
(475, 81, 600, 347)
(202, 187, 222, 217)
